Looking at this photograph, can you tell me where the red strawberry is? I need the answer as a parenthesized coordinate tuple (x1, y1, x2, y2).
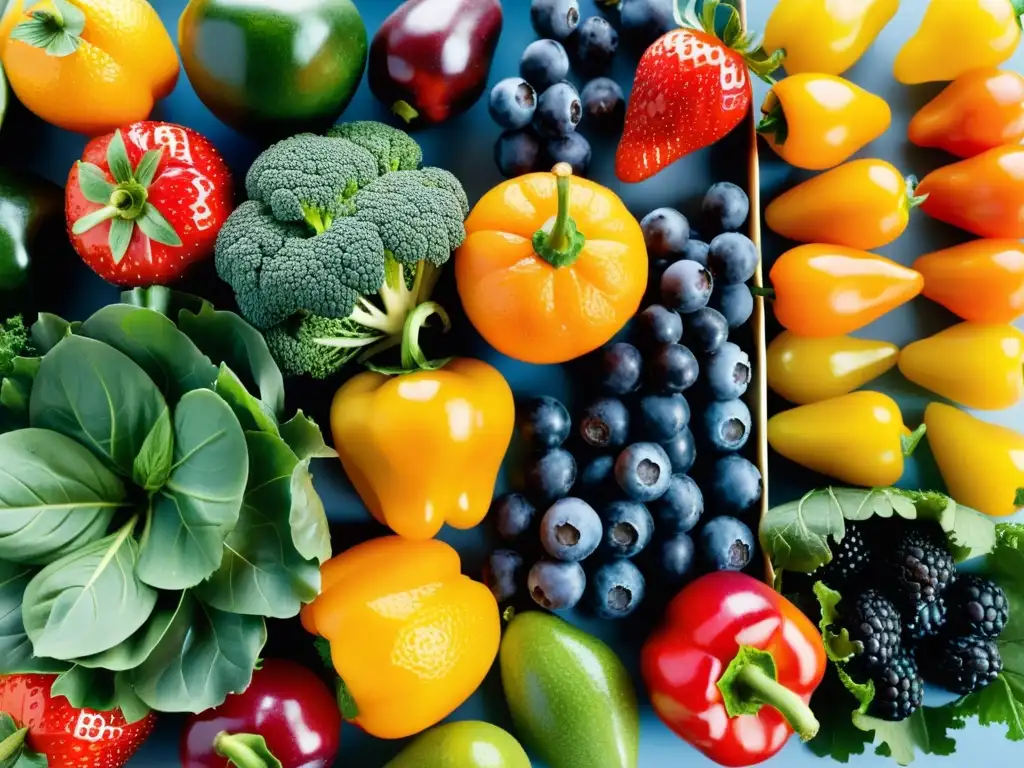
(615, 0, 782, 183)
(0, 674, 156, 767)
(66, 121, 234, 287)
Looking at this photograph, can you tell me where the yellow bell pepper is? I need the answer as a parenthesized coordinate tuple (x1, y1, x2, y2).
(758, 75, 891, 171)
(768, 391, 921, 487)
(767, 332, 899, 405)
(898, 322, 1024, 410)
(763, 0, 899, 76)
(300, 536, 501, 740)
(330, 303, 515, 540)
(925, 403, 1024, 518)
(895, 0, 1024, 84)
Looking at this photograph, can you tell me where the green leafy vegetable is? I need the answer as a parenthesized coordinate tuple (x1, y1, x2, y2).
(0, 560, 69, 675)
(0, 712, 46, 768)
(214, 364, 279, 435)
(131, 409, 173, 491)
(279, 410, 337, 460)
(1015, 488, 1024, 507)
(51, 664, 118, 712)
(29, 313, 72, 354)
(72, 591, 189, 672)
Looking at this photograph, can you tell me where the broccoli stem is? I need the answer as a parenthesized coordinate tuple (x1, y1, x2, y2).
(532, 163, 586, 269)
(400, 301, 451, 371)
(302, 205, 333, 235)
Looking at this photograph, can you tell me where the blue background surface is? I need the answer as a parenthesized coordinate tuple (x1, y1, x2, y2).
(0, 0, 1021, 765)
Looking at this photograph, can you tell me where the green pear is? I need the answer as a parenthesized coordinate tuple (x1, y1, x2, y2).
(384, 721, 531, 768)
(500, 611, 639, 768)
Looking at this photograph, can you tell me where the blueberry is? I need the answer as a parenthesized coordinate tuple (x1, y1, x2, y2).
(495, 130, 542, 178)
(527, 448, 577, 504)
(703, 182, 750, 233)
(488, 78, 537, 130)
(651, 474, 703, 534)
(520, 39, 571, 92)
(545, 133, 591, 176)
(662, 427, 696, 475)
(700, 515, 755, 572)
(641, 208, 690, 260)
(600, 500, 654, 558)
(540, 497, 603, 561)
(682, 239, 710, 266)
(649, 343, 699, 393)
(589, 559, 646, 619)
(614, 442, 672, 502)
(577, 16, 619, 73)
(638, 393, 689, 441)
(483, 549, 524, 602)
(708, 233, 759, 286)
(518, 396, 571, 450)
(580, 397, 630, 450)
(636, 305, 683, 347)
(705, 342, 752, 400)
(660, 534, 696, 585)
(492, 493, 537, 541)
(710, 283, 754, 329)
(620, 0, 677, 45)
(530, 0, 581, 40)
(682, 307, 729, 354)
(580, 77, 625, 125)
(533, 82, 582, 139)
(711, 454, 763, 514)
(661, 260, 713, 314)
(703, 399, 751, 453)
(529, 559, 586, 610)
(578, 454, 616, 498)
(599, 342, 643, 394)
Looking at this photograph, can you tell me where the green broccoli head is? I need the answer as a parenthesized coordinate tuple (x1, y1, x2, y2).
(326, 121, 424, 174)
(245, 134, 379, 230)
(263, 314, 377, 379)
(0, 315, 30, 374)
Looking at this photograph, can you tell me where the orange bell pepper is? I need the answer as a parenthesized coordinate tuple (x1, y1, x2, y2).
(909, 67, 1024, 158)
(765, 160, 922, 250)
(0, 0, 178, 135)
(301, 536, 500, 740)
(455, 163, 647, 364)
(766, 244, 924, 337)
(913, 239, 1024, 323)
(758, 75, 891, 171)
(899, 322, 1024, 410)
(767, 332, 899, 405)
(917, 146, 1024, 239)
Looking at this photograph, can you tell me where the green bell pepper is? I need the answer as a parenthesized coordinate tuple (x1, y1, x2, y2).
(0, 167, 63, 304)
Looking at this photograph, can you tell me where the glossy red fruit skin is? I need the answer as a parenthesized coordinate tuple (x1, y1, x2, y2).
(65, 121, 234, 287)
(180, 659, 341, 768)
(0, 674, 157, 768)
(368, 0, 504, 127)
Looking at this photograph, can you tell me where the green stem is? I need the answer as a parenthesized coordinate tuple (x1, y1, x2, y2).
(1012, 0, 1024, 29)
(399, 301, 451, 371)
(901, 424, 927, 457)
(904, 175, 928, 210)
(391, 100, 419, 124)
(532, 164, 586, 268)
(757, 94, 789, 146)
(735, 664, 820, 741)
(1014, 488, 1024, 507)
(0, 726, 27, 760)
(213, 733, 270, 768)
(548, 166, 572, 252)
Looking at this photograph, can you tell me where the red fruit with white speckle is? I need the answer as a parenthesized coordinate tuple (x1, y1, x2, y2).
(65, 121, 234, 287)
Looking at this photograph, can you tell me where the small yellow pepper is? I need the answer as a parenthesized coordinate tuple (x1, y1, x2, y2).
(763, 0, 899, 76)
(301, 536, 501, 740)
(758, 75, 891, 171)
(895, 0, 1024, 84)
(330, 303, 515, 540)
(768, 391, 920, 487)
(767, 332, 899, 405)
(898, 322, 1024, 410)
(925, 403, 1024, 518)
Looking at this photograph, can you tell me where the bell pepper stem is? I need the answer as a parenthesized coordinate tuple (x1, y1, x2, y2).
(213, 732, 276, 768)
(391, 100, 420, 124)
(532, 164, 586, 268)
(1014, 488, 1024, 507)
(399, 300, 452, 371)
(757, 95, 789, 146)
(750, 285, 774, 299)
(735, 663, 820, 741)
(0, 726, 27, 760)
(901, 424, 927, 457)
(1012, 0, 1024, 27)
(904, 175, 928, 210)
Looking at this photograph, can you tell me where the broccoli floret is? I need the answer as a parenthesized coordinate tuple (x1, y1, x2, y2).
(0, 315, 30, 374)
(245, 134, 378, 231)
(326, 121, 423, 174)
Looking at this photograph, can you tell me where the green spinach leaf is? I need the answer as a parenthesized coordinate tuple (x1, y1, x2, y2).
(131, 409, 173, 491)
(213, 365, 279, 435)
(29, 313, 72, 355)
(128, 594, 266, 713)
(279, 411, 336, 460)
(289, 459, 331, 565)
(113, 673, 151, 724)
(136, 390, 248, 590)
(0, 560, 69, 675)
(0, 429, 127, 565)
(22, 518, 157, 660)
(72, 591, 189, 672)
(29, 335, 170, 477)
(51, 665, 118, 712)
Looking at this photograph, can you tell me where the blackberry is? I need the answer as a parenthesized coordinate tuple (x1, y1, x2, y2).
(838, 590, 902, 672)
(867, 651, 924, 722)
(819, 523, 871, 588)
(931, 635, 1002, 695)
(946, 575, 1009, 638)
(903, 596, 947, 642)
(890, 528, 955, 603)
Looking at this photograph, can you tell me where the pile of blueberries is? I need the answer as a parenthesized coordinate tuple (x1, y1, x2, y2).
(484, 181, 765, 620)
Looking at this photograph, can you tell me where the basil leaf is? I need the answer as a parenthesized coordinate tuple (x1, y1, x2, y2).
(72, 591, 189, 672)
(213, 364, 279, 435)
(131, 409, 173, 491)
(279, 411, 336, 460)
(0, 560, 70, 676)
(136, 390, 248, 590)
(0, 429, 127, 565)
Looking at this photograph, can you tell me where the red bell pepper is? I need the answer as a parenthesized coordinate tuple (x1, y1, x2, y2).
(642, 572, 826, 767)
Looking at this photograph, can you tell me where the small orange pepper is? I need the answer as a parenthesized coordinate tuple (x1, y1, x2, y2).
(913, 239, 1024, 323)
(765, 160, 923, 250)
(917, 145, 1024, 239)
(767, 244, 924, 337)
(909, 67, 1024, 158)
(767, 332, 899, 405)
(758, 75, 891, 171)
(301, 536, 500, 740)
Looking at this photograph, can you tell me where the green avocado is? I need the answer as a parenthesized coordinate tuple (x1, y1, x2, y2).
(384, 721, 531, 768)
(500, 611, 639, 768)
(178, 0, 368, 140)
